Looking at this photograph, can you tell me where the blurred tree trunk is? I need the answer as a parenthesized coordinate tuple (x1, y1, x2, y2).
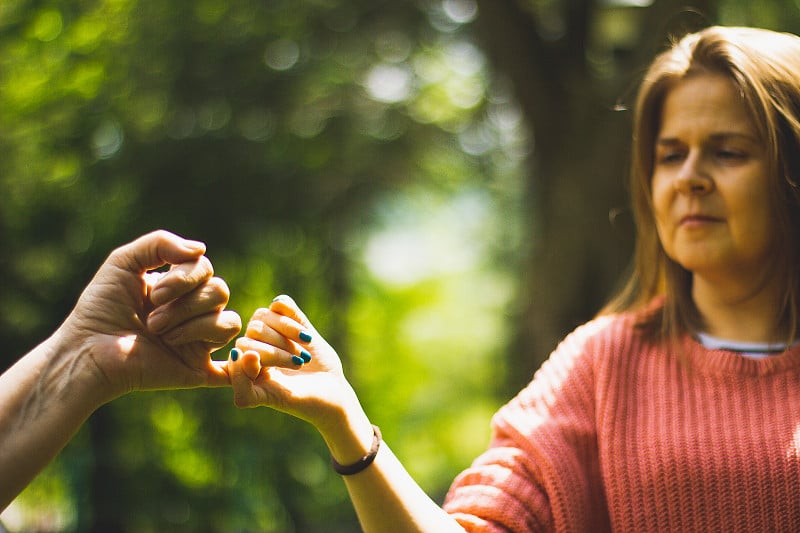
(473, 0, 715, 391)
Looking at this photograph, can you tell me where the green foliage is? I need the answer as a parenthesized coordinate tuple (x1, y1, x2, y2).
(7, 0, 798, 529)
(0, 0, 525, 530)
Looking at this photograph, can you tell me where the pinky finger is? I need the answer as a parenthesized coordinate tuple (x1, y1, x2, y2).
(239, 349, 263, 381)
(229, 349, 266, 408)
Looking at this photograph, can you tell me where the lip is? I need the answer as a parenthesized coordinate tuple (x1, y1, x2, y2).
(679, 214, 723, 227)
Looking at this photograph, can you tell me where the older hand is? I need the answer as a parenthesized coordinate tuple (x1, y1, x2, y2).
(59, 229, 241, 401)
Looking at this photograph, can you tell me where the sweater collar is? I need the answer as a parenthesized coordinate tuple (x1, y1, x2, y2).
(685, 333, 800, 377)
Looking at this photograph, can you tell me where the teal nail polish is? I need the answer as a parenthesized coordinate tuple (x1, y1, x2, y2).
(291, 355, 304, 366)
(299, 331, 312, 343)
(230, 348, 240, 362)
(300, 349, 312, 363)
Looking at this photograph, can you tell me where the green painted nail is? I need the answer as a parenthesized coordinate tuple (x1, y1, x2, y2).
(291, 355, 304, 366)
(299, 331, 312, 343)
(300, 349, 312, 363)
(230, 348, 240, 362)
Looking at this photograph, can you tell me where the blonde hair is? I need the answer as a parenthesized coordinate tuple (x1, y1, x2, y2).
(605, 26, 800, 342)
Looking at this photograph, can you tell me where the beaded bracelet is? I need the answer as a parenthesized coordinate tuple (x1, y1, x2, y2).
(331, 425, 382, 476)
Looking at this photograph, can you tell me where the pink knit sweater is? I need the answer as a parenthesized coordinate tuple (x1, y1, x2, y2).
(442, 306, 800, 532)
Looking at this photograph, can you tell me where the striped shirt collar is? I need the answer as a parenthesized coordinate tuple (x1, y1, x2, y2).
(696, 331, 789, 359)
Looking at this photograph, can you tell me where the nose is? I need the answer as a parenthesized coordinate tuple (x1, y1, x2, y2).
(674, 153, 714, 195)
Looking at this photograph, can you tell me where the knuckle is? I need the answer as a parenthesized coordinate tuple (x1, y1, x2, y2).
(210, 276, 230, 296)
(220, 312, 243, 337)
(152, 229, 171, 240)
(236, 336, 254, 349)
(252, 307, 272, 321)
(202, 277, 231, 306)
(197, 255, 214, 276)
(245, 319, 266, 337)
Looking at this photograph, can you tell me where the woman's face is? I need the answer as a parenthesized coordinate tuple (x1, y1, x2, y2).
(651, 72, 776, 285)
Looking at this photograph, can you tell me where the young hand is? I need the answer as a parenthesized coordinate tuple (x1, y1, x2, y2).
(228, 295, 362, 434)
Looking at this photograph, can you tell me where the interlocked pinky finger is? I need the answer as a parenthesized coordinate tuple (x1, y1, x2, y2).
(229, 350, 263, 409)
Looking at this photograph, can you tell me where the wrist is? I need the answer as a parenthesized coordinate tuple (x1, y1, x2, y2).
(321, 414, 377, 469)
(47, 320, 121, 407)
(330, 424, 381, 475)
(1, 327, 110, 442)
(316, 382, 377, 467)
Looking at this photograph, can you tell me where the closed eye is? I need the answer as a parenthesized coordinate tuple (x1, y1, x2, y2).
(656, 148, 685, 165)
(716, 149, 747, 162)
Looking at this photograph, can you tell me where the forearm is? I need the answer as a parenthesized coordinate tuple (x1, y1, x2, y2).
(344, 444, 466, 533)
(230, 296, 462, 531)
(320, 405, 465, 533)
(0, 328, 108, 509)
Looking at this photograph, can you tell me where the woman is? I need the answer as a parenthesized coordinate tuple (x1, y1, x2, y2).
(228, 26, 800, 531)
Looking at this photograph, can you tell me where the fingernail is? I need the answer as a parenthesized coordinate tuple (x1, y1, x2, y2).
(299, 331, 312, 343)
(299, 349, 312, 363)
(291, 355, 304, 366)
(183, 239, 206, 253)
(148, 311, 167, 333)
(230, 348, 240, 362)
(149, 287, 169, 306)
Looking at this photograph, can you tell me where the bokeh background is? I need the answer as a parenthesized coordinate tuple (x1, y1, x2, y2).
(1, 0, 798, 531)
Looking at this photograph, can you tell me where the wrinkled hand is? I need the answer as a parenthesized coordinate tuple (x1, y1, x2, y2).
(60, 230, 241, 401)
(228, 295, 359, 433)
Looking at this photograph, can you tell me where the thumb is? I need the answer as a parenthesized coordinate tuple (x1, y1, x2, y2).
(111, 230, 206, 274)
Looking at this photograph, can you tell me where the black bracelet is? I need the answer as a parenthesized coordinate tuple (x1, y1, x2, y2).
(331, 425, 382, 476)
